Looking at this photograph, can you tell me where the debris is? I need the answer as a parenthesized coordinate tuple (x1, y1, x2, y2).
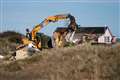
(0, 55, 4, 59)
(15, 43, 40, 60)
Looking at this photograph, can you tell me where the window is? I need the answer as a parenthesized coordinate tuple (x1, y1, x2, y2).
(104, 36, 110, 42)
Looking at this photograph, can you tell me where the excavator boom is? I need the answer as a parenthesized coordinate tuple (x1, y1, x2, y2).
(31, 14, 72, 41)
(20, 13, 78, 49)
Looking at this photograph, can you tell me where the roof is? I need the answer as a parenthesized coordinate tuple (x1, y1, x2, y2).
(54, 27, 68, 33)
(55, 27, 109, 34)
(76, 27, 108, 34)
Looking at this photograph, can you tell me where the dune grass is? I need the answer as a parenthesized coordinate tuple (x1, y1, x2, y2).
(0, 43, 119, 80)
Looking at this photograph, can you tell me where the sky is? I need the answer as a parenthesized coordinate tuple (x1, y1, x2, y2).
(0, 0, 120, 37)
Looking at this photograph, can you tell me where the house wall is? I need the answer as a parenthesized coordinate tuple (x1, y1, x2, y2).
(70, 32, 83, 43)
(98, 28, 112, 44)
(68, 28, 113, 44)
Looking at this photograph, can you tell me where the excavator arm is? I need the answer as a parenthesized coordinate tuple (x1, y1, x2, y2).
(31, 14, 70, 41)
(20, 13, 77, 49)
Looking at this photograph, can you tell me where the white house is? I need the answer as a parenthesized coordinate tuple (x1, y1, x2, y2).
(72, 26, 113, 44)
(98, 27, 113, 44)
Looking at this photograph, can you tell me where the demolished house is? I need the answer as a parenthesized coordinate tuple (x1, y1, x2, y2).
(54, 26, 115, 44)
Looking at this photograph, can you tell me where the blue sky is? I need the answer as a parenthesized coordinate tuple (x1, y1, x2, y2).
(0, 0, 120, 37)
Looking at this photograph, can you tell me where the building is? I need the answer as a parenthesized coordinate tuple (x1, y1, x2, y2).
(54, 26, 114, 44)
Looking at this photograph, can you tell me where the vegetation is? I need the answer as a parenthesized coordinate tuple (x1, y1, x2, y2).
(0, 31, 120, 80)
(117, 38, 120, 42)
(0, 43, 120, 80)
(0, 31, 22, 55)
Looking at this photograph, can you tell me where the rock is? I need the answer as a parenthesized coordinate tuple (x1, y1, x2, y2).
(0, 55, 4, 59)
(15, 47, 40, 60)
(15, 48, 29, 60)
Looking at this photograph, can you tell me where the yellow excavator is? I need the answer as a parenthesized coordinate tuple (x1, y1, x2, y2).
(16, 13, 78, 50)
